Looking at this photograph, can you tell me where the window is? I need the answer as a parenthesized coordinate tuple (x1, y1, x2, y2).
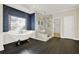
(9, 15, 26, 31)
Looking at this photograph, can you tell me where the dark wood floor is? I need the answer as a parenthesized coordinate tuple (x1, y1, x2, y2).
(1, 37, 79, 54)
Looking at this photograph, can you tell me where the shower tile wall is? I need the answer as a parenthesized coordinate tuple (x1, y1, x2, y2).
(35, 12, 53, 36)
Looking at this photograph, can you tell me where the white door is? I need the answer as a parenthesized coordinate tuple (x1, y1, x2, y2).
(53, 17, 61, 37)
(54, 17, 61, 33)
(63, 16, 75, 39)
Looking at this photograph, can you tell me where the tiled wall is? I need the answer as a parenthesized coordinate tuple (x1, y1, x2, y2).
(35, 12, 53, 36)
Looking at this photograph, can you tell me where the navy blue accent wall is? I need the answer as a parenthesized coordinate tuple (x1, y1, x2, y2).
(27, 15, 31, 30)
(3, 5, 9, 32)
(27, 14, 35, 30)
(30, 13, 35, 30)
(3, 5, 31, 32)
(3, 5, 35, 32)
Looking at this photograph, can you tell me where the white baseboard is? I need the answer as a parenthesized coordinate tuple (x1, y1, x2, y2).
(60, 36, 79, 41)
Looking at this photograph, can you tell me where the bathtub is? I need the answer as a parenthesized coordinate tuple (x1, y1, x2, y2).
(3, 30, 35, 44)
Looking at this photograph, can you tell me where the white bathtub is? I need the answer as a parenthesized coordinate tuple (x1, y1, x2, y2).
(3, 31, 35, 44)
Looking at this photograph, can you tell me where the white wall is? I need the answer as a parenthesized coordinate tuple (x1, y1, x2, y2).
(75, 8, 79, 40)
(63, 16, 75, 39)
(0, 4, 4, 51)
(53, 8, 78, 40)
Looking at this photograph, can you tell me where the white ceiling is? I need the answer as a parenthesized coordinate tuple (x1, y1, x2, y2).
(22, 4, 78, 14)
